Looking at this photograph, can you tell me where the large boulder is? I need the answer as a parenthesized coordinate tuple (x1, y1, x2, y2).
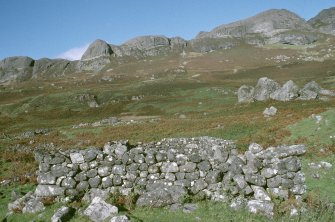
(270, 80, 299, 101)
(238, 85, 255, 103)
(81, 39, 113, 60)
(254, 77, 281, 101)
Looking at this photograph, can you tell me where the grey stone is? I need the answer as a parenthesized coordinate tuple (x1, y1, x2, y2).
(37, 172, 56, 185)
(102, 177, 113, 188)
(84, 149, 98, 162)
(110, 215, 130, 222)
(161, 162, 179, 173)
(148, 165, 159, 174)
(298, 89, 318, 100)
(263, 106, 277, 117)
(230, 196, 247, 210)
(98, 166, 111, 177)
(248, 143, 263, 154)
(191, 179, 208, 194)
(270, 80, 299, 101)
(205, 170, 222, 184)
(197, 161, 211, 171)
(238, 85, 255, 103)
(88, 176, 101, 188)
(251, 186, 271, 201)
(35, 185, 65, 197)
(267, 175, 282, 188)
(261, 168, 278, 178)
(87, 169, 98, 178)
(254, 77, 281, 101)
(61, 177, 77, 189)
(212, 145, 229, 163)
(51, 206, 74, 222)
(179, 162, 197, 173)
(83, 188, 110, 203)
(267, 188, 289, 200)
(233, 174, 247, 189)
(115, 145, 128, 157)
(113, 175, 122, 186)
(112, 165, 126, 175)
(134, 154, 145, 163)
(51, 165, 69, 177)
(74, 172, 87, 182)
(145, 154, 156, 164)
(136, 185, 187, 207)
(247, 200, 274, 217)
(84, 197, 118, 222)
(70, 153, 85, 164)
(245, 174, 266, 186)
(22, 198, 45, 214)
(76, 181, 90, 192)
(185, 171, 200, 181)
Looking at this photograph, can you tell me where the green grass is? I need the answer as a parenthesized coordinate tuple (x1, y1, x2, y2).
(287, 109, 335, 146)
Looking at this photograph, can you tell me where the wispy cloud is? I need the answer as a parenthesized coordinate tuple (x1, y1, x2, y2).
(56, 43, 90, 61)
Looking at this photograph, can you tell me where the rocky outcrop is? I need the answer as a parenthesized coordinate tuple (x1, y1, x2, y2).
(196, 9, 312, 39)
(309, 7, 335, 35)
(0, 56, 35, 82)
(33, 137, 307, 217)
(81, 39, 113, 60)
(118, 35, 187, 57)
(32, 58, 70, 78)
(238, 78, 335, 102)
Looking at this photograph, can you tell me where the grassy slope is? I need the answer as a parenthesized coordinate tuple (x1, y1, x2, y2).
(1, 41, 335, 221)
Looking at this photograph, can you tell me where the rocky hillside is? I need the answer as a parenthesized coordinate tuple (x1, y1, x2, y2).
(1, 7, 335, 83)
(309, 7, 335, 35)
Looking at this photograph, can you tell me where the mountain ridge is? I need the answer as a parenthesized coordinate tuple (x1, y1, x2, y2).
(1, 7, 335, 83)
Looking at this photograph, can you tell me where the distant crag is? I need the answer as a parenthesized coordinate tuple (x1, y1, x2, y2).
(2, 7, 335, 83)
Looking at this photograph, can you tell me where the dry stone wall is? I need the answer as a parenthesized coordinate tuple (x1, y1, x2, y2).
(34, 137, 307, 216)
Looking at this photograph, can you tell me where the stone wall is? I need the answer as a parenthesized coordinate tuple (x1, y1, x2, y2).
(34, 137, 307, 216)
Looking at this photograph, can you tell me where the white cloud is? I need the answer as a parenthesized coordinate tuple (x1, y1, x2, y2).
(56, 43, 90, 61)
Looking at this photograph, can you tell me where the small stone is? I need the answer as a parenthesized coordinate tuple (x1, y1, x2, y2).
(70, 153, 85, 164)
(76, 181, 90, 192)
(110, 215, 130, 222)
(183, 203, 198, 213)
(88, 176, 101, 188)
(161, 162, 179, 173)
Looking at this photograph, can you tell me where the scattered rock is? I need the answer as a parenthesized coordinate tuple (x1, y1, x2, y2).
(263, 106, 277, 117)
(110, 215, 130, 222)
(84, 197, 118, 222)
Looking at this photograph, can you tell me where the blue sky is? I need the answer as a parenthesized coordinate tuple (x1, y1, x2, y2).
(0, 0, 334, 60)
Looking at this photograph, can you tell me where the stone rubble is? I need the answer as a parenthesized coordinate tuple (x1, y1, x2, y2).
(31, 137, 308, 217)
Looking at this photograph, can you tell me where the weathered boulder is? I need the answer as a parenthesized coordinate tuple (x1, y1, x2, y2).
(81, 39, 113, 60)
(238, 85, 255, 103)
(254, 77, 281, 101)
(270, 80, 299, 101)
(84, 197, 118, 222)
(8, 192, 45, 214)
